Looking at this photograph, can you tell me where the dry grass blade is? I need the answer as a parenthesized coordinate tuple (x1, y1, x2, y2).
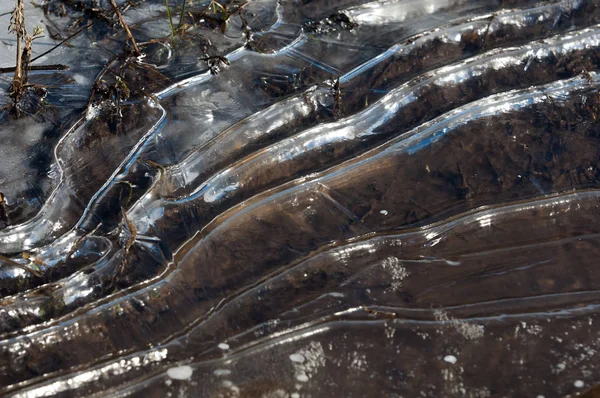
(108, 0, 141, 56)
(118, 207, 137, 275)
(8, 0, 26, 102)
(0, 254, 44, 278)
(66, 223, 103, 260)
(0, 64, 69, 74)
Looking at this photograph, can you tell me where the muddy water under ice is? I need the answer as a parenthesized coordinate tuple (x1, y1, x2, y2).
(1, 0, 600, 396)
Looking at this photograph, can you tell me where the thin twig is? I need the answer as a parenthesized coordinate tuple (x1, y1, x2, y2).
(0, 64, 70, 74)
(29, 0, 132, 64)
(66, 222, 103, 260)
(9, 0, 26, 102)
(30, 22, 94, 63)
(0, 254, 44, 278)
(108, 0, 141, 56)
(118, 207, 137, 275)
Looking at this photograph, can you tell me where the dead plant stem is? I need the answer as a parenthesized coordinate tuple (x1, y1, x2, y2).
(108, 0, 141, 56)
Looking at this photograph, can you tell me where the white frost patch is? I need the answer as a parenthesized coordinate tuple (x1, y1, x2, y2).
(380, 209, 388, 215)
(380, 256, 409, 292)
(555, 362, 566, 373)
(444, 355, 457, 364)
(574, 380, 585, 388)
(441, 365, 490, 398)
(290, 341, 325, 383)
(445, 259, 461, 266)
(384, 322, 396, 339)
(434, 308, 484, 340)
(218, 343, 230, 350)
(289, 353, 305, 363)
(167, 365, 193, 380)
(86, 104, 102, 121)
(72, 74, 89, 85)
(515, 321, 543, 337)
(350, 352, 367, 371)
(220, 379, 241, 396)
(213, 369, 231, 376)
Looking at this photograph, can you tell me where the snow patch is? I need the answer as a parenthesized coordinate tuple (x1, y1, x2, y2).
(167, 365, 193, 380)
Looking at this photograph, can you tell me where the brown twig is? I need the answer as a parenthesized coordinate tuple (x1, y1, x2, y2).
(7, 0, 46, 112)
(8, 0, 26, 102)
(0, 254, 44, 278)
(66, 222, 103, 260)
(0, 64, 70, 74)
(30, 21, 94, 64)
(108, 0, 141, 56)
(118, 207, 137, 275)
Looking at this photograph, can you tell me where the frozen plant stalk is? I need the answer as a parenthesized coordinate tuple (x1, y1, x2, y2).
(7, 0, 44, 107)
(8, 0, 25, 103)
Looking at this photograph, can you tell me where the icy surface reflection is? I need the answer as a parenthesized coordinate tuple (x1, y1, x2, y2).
(1, 0, 600, 396)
